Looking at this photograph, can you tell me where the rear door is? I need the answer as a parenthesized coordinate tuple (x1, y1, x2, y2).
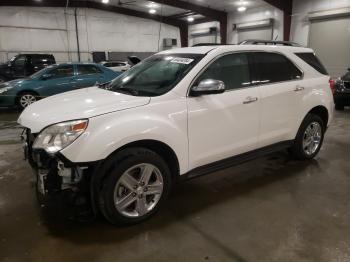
(74, 64, 104, 88)
(250, 52, 304, 147)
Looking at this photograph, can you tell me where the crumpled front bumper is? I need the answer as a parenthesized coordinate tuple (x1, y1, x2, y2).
(22, 128, 96, 219)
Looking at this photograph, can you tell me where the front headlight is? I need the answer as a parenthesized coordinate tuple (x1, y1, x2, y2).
(0, 84, 12, 94)
(33, 119, 88, 154)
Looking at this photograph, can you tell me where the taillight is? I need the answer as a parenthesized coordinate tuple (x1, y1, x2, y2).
(329, 78, 335, 94)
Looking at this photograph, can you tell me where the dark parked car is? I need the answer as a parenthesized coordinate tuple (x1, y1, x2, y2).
(0, 54, 56, 83)
(0, 63, 121, 109)
(334, 68, 350, 110)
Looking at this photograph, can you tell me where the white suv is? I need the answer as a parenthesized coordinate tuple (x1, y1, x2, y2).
(18, 44, 334, 225)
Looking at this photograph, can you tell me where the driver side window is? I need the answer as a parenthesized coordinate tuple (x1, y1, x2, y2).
(49, 65, 74, 79)
(197, 53, 251, 90)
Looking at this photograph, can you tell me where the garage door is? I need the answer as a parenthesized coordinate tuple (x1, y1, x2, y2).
(192, 35, 218, 45)
(309, 16, 350, 77)
(238, 27, 273, 43)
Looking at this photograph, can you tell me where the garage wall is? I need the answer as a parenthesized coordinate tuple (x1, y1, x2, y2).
(228, 6, 284, 44)
(0, 6, 180, 63)
(188, 21, 221, 47)
(290, 0, 350, 46)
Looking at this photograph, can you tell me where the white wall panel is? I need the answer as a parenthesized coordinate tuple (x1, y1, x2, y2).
(0, 6, 180, 63)
(228, 6, 283, 44)
(290, 0, 350, 46)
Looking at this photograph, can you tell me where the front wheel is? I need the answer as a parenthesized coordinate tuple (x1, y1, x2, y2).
(17, 92, 38, 110)
(289, 114, 325, 160)
(99, 148, 172, 225)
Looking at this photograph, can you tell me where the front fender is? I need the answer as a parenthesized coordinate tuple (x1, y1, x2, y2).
(60, 97, 189, 174)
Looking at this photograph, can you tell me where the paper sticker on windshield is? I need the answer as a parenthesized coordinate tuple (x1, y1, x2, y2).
(170, 58, 194, 64)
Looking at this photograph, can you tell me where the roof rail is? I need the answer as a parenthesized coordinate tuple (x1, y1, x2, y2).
(239, 39, 301, 47)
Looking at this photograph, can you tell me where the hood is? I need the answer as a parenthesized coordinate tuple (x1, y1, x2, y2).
(18, 86, 151, 132)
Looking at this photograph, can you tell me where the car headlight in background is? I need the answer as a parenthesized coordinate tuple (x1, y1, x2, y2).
(0, 84, 12, 94)
(33, 119, 88, 154)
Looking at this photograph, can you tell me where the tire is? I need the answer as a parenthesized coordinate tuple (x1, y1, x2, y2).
(16, 91, 38, 110)
(98, 147, 172, 225)
(335, 103, 344, 111)
(289, 113, 325, 160)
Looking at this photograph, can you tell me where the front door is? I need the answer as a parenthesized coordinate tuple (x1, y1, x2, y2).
(187, 52, 260, 170)
(40, 65, 75, 96)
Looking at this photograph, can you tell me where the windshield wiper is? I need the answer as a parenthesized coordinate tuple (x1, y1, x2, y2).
(112, 87, 139, 96)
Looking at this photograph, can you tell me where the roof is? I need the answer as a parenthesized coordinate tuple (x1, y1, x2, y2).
(159, 45, 314, 55)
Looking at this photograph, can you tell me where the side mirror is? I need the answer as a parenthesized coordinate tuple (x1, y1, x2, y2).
(190, 79, 225, 96)
(41, 73, 53, 80)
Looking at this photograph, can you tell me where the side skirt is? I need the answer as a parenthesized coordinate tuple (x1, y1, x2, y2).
(180, 140, 294, 181)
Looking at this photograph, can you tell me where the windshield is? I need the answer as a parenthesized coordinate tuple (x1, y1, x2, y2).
(106, 53, 204, 96)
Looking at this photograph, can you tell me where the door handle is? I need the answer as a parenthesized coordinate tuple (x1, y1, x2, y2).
(294, 86, 305, 92)
(243, 96, 258, 104)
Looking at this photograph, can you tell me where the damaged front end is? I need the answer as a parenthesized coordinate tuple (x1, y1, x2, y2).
(22, 128, 96, 220)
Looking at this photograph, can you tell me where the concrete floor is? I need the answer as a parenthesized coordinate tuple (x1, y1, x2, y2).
(1, 109, 350, 262)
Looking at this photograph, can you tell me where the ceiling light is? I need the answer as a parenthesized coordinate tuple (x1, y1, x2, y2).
(102, 0, 109, 3)
(148, 2, 159, 8)
(237, 6, 247, 12)
(187, 17, 194, 22)
(149, 9, 157, 14)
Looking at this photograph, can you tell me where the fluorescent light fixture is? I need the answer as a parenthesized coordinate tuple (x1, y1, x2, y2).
(149, 9, 157, 14)
(102, 0, 109, 3)
(237, 6, 247, 12)
(187, 17, 194, 22)
(148, 2, 159, 8)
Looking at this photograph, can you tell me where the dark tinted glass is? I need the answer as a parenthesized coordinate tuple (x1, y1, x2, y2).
(49, 65, 74, 78)
(197, 53, 251, 90)
(77, 65, 102, 75)
(32, 55, 55, 66)
(14, 55, 26, 67)
(295, 52, 328, 75)
(253, 52, 302, 84)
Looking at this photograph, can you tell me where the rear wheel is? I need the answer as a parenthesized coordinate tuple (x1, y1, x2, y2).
(99, 148, 171, 225)
(17, 92, 38, 110)
(335, 103, 344, 111)
(289, 114, 325, 160)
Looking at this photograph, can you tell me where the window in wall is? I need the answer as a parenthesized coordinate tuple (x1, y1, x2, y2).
(196, 53, 251, 90)
(252, 52, 303, 84)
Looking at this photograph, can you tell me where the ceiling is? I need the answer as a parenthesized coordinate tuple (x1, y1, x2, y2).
(88, 0, 271, 21)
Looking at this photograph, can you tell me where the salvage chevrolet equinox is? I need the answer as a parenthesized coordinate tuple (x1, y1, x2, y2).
(18, 44, 334, 225)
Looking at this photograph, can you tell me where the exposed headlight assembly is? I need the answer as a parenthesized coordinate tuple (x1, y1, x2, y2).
(33, 119, 88, 154)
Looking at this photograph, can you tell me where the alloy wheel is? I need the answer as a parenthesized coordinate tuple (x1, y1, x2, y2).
(114, 163, 164, 218)
(302, 122, 322, 156)
(19, 94, 36, 108)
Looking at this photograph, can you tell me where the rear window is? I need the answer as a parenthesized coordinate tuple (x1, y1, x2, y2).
(295, 52, 328, 75)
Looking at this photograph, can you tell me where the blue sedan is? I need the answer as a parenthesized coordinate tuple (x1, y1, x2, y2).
(0, 63, 121, 109)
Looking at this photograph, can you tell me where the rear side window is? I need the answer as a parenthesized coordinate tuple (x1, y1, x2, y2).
(196, 53, 251, 90)
(252, 52, 303, 84)
(77, 65, 102, 75)
(295, 52, 328, 75)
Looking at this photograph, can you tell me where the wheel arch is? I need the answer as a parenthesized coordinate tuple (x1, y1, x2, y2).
(307, 105, 329, 127)
(110, 139, 180, 180)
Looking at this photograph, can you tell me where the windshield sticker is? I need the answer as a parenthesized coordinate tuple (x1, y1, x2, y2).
(170, 58, 194, 64)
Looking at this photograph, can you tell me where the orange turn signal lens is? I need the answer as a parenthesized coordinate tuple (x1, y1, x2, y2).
(72, 121, 88, 132)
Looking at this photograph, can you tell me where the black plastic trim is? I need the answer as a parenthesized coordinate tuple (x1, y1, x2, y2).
(180, 140, 294, 181)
